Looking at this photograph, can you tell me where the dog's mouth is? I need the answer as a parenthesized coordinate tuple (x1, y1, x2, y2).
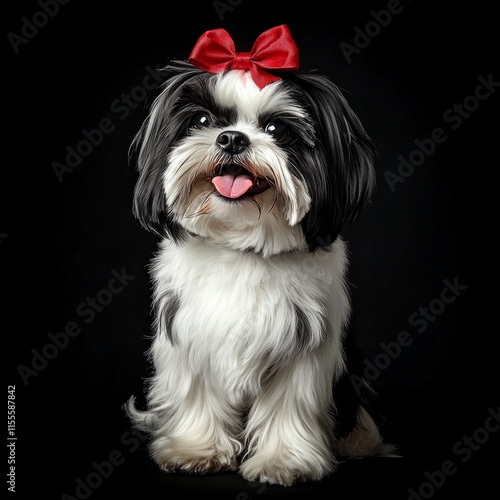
(210, 164, 271, 199)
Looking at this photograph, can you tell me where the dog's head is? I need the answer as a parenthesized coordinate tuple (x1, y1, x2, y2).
(131, 28, 377, 256)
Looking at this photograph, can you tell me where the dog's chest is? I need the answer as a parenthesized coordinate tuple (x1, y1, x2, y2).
(155, 238, 339, 359)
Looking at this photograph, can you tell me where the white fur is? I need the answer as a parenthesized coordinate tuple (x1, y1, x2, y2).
(163, 71, 311, 257)
(130, 236, 349, 484)
(213, 71, 308, 124)
(127, 68, 391, 486)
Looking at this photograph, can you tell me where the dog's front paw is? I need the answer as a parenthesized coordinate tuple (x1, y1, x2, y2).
(152, 439, 238, 474)
(158, 450, 237, 474)
(239, 452, 333, 487)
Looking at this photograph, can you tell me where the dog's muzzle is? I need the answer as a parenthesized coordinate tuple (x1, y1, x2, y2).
(210, 131, 271, 199)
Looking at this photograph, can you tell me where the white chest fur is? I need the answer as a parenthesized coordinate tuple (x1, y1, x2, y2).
(149, 236, 350, 399)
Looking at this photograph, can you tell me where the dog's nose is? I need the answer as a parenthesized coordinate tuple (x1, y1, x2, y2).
(216, 131, 250, 155)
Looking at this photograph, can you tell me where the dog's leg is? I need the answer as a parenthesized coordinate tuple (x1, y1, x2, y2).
(147, 369, 243, 474)
(129, 335, 243, 475)
(239, 341, 338, 486)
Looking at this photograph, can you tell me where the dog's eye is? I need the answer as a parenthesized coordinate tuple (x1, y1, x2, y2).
(265, 119, 288, 143)
(190, 112, 213, 129)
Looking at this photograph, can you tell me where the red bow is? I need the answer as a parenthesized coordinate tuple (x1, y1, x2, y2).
(188, 25, 299, 89)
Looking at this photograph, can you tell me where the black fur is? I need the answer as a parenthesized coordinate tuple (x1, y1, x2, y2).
(333, 332, 387, 443)
(280, 73, 378, 250)
(130, 62, 208, 241)
(128, 59, 393, 471)
(156, 291, 181, 344)
(130, 61, 377, 252)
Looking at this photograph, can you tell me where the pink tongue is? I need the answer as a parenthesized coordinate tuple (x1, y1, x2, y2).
(212, 174, 253, 199)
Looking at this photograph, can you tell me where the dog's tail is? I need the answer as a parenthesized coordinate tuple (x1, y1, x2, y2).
(334, 378, 399, 458)
(123, 396, 158, 434)
(333, 333, 399, 458)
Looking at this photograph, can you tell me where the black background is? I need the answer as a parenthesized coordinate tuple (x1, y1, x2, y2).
(3, 0, 498, 498)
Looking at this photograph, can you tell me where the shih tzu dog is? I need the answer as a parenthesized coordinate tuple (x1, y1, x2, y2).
(126, 25, 395, 486)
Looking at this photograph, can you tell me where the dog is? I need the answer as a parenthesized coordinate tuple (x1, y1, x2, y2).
(126, 25, 395, 486)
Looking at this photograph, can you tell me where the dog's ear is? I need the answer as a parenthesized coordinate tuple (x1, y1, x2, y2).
(130, 61, 205, 241)
(285, 73, 378, 251)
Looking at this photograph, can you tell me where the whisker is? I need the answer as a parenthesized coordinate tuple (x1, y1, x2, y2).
(185, 191, 213, 219)
(206, 149, 228, 178)
(249, 197, 262, 220)
(187, 149, 212, 193)
(261, 161, 282, 197)
(173, 146, 208, 178)
(258, 161, 282, 215)
(267, 191, 279, 215)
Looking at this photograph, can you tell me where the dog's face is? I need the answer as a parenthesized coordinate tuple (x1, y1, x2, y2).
(132, 61, 377, 256)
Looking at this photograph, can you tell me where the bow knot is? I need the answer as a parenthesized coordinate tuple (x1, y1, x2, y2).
(188, 25, 299, 89)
